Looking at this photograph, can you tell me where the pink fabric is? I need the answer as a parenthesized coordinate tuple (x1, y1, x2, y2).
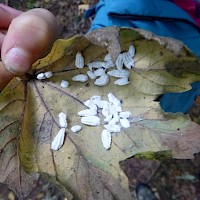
(173, 0, 200, 27)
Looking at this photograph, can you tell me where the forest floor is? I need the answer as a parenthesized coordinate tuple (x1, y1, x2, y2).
(0, 0, 200, 200)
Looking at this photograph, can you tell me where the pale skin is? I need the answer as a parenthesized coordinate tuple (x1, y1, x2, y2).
(0, 4, 59, 90)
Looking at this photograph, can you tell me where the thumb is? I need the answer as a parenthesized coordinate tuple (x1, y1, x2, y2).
(1, 8, 59, 75)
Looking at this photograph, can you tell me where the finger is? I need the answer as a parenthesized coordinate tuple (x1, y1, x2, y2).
(0, 61, 14, 91)
(0, 4, 22, 29)
(1, 8, 59, 75)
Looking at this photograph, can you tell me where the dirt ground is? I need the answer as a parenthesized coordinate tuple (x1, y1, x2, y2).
(0, 0, 200, 199)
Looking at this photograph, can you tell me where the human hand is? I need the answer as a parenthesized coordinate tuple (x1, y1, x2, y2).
(0, 4, 59, 90)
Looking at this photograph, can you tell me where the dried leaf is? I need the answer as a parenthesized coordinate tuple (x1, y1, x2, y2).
(0, 80, 37, 199)
(1, 27, 200, 199)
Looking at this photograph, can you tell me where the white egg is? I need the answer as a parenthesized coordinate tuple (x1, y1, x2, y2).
(115, 53, 124, 70)
(51, 128, 66, 151)
(104, 53, 112, 62)
(71, 125, 82, 133)
(87, 71, 97, 80)
(119, 111, 132, 119)
(78, 109, 97, 117)
(72, 74, 88, 82)
(81, 116, 101, 126)
(93, 68, 105, 76)
(60, 80, 69, 88)
(108, 93, 121, 106)
(122, 52, 134, 69)
(107, 69, 130, 78)
(94, 74, 109, 86)
(104, 60, 115, 69)
(87, 61, 105, 71)
(36, 73, 46, 80)
(101, 129, 112, 150)
(44, 71, 53, 78)
(128, 44, 136, 57)
(58, 112, 67, 128)
(120, 118, 130, 128)
(75, 52, 84, 69)
(104, 123, 121, 133)
(114, 77, 129, 86)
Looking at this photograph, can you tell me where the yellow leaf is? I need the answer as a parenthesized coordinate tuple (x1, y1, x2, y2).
(1, 27, 200, 199)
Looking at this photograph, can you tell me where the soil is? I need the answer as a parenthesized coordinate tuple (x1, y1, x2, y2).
(0, 0, 200, 200)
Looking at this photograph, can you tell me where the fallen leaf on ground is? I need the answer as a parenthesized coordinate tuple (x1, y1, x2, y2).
(0, 27, 200, 199)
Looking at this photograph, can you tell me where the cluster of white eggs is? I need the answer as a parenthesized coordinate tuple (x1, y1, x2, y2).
(36, 45, 137, 151)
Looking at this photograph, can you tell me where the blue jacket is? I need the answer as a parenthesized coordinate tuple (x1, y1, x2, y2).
(85, 0, 200, 113)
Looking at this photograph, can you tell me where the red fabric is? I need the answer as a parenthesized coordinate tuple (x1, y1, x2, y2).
(173, 0, 200, 27)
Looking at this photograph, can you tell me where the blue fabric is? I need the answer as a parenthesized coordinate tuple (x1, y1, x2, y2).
(85, 0, 200, 113)
(160, 82, 200, 113)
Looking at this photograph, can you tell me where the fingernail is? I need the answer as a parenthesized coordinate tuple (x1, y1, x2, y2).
(4, 47, 31, 75)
